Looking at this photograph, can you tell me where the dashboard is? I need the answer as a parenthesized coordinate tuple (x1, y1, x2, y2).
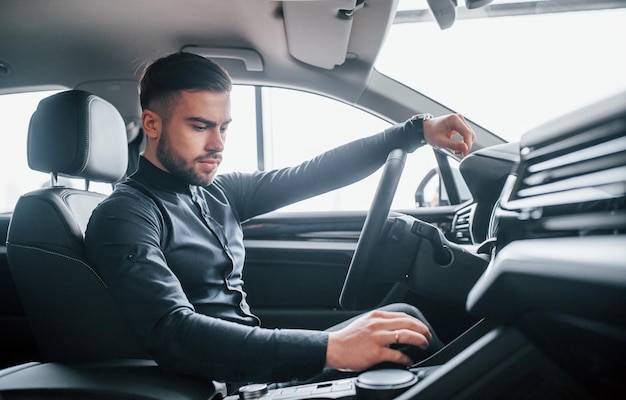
(466, 90, 626, 397)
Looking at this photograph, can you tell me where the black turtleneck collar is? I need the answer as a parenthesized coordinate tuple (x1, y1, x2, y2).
(131, 156, 192, 193)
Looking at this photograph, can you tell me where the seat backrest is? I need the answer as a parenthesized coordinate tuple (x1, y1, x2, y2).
(6, 90, 149, 362)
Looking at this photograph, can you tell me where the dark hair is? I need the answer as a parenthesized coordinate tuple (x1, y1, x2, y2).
(139, 52, 232, 111)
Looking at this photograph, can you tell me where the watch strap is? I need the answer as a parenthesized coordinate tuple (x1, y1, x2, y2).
(409, 113, 433, 145)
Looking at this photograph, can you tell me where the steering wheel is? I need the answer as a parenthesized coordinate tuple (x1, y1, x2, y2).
(339, 148, 407, 311)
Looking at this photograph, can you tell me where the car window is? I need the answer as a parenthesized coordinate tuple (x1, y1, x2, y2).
(0, 91, 60, 213)
(225, 86, 442, 212)
(0, 90, 122, 213)
(219, 85, 259, 174)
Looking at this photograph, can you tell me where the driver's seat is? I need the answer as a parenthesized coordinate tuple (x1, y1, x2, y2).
(6, 90, 149, 362)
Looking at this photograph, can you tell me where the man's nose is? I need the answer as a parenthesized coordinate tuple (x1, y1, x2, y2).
(205, 128, 225, 152)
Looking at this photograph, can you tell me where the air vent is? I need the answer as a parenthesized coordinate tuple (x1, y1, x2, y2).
(510, 119, 626, 210)
(499, 94, 626, 240)
(451, 204, 476, 244)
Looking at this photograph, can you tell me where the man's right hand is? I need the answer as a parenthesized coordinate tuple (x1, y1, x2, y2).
(324, 310, 432, 371)
(423, 114, 475, 157)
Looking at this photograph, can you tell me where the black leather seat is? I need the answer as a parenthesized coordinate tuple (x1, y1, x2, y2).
(6, 90, 149, 362)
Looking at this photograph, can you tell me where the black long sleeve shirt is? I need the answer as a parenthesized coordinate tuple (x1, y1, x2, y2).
(84, 120, 425, 383)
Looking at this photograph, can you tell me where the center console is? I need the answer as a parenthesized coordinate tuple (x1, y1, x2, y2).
(227, 318, 592, 400)
(229, 366, 438, 400)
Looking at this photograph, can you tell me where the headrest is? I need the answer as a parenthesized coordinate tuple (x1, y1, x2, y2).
(28, 90, 129, 183)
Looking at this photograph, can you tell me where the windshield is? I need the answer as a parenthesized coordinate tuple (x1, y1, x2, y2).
(376, 0, 626, 142)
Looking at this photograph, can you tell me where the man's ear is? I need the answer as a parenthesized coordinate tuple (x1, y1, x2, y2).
(142, 109, 161, 140)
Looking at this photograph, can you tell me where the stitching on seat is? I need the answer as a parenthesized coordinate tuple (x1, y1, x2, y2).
(7, 243, 109, 288)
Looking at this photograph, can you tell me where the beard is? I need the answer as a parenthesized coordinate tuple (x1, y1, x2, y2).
(156, 127, 217, 187)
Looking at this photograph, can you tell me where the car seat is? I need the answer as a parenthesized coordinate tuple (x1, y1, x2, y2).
(5, 90, 149, 362)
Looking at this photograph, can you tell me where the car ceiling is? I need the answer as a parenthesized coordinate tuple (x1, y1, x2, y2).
(1, 1, 400, 124)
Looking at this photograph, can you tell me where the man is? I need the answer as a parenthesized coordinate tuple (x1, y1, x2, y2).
(85, 52, 475, 384)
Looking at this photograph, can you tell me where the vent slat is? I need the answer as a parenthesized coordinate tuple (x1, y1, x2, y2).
(505, 182, 625, 212)
(518, 166, 626, 198)
(524, 118, 626, 161)
(524, 151, 626, 187)
(528, 136, 626, 174)
(451, 204, 476, 244)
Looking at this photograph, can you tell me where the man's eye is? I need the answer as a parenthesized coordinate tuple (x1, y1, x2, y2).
(193, 125, 208, 131)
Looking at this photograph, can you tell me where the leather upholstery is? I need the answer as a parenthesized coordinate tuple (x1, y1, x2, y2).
(6, 90, 149, 362)
(28, 90, 128, 182)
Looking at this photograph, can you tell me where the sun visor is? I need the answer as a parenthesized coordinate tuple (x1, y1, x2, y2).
(283, 0, 359, 70)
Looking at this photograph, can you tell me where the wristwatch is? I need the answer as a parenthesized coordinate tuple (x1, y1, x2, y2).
(409, 113, 433, 145)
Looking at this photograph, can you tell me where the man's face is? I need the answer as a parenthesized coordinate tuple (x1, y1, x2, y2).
(154, 90, 231, 186)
